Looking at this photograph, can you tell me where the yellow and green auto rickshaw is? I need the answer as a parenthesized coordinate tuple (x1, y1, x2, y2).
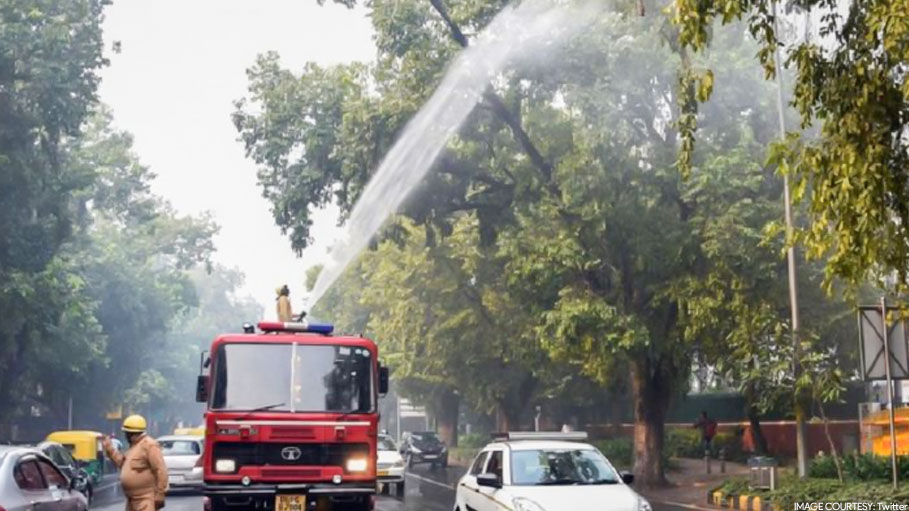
(45, 430, 121, 484)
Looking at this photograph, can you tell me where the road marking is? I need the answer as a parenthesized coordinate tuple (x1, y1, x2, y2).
(405, 472, 456, 491)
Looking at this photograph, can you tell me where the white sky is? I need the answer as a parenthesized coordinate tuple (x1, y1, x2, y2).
(98, 1, 376, 318)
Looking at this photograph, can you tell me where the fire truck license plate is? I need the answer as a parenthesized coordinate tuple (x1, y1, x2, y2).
(275, 495, 306, 511)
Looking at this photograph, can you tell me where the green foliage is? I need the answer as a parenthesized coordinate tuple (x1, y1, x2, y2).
(0, 0, 111, 421)
(0, 104, 226, 430)
(242, 0, 853, 485)
(152, 266, 263, 424)
(0, 0, 109, 272)
(458, 433, 489, 449)
(713, 431, 748, 462)
(810, 453, 909, 482)
(664, 428, 748, 462)
(674, 0, 909, 295)
(593, 438, 634, 470)
(718, 475, 909, 505)
(665, 429, 703, 459)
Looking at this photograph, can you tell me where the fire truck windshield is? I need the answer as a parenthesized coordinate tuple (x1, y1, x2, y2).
(210, 343, 374, 413)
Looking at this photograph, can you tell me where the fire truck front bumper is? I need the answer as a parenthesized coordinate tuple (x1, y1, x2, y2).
(205, 482, 375, 510)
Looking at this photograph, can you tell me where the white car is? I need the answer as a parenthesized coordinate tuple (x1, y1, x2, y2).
(377, 434, 406, 498)
(454, 432, 651, 511)
(157, 435, 204, 490)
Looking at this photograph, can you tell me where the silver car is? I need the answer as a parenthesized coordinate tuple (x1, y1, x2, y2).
(157, 435, 203, 490)
(0, 446, 88, 511)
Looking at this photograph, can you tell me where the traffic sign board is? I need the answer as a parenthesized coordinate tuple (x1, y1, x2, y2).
(858, 306, 909, 381)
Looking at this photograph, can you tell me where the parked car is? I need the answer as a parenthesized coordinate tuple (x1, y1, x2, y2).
(157, 435, 203, 490)
(377, 434, 405, 498)
(0, 445, 89, 511)
(454, 432, 651, 511)
(36, 441, 93, 503)
(400, 431, 448, 468)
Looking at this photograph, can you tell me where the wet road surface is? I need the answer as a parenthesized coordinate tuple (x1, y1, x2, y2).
(90, 464, 461, 511)
(90, 465, 703, 511)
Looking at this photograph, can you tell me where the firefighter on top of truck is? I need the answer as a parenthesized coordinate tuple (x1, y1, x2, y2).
(102, 414, 169, 511)
(276, 284, 294, 322)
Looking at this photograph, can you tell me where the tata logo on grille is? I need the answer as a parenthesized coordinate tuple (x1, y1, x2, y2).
(281, 446, 302, 461)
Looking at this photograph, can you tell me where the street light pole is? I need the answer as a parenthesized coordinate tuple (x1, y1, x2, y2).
(772, 0, 808, 478)
(879, 296, 899, 490)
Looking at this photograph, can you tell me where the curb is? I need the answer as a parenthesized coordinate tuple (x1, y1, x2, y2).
(708, 489, 781, 511)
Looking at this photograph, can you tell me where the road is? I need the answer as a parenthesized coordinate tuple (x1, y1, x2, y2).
(90, 465, 706, 511)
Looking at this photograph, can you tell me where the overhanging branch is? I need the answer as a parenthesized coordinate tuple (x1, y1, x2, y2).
(428, 0, 554, 185)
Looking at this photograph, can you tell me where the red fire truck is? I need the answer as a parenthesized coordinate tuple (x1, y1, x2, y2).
(195, 320, 389, 511)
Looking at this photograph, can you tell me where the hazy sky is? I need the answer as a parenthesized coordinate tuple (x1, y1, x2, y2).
(98, 1, 376, 318)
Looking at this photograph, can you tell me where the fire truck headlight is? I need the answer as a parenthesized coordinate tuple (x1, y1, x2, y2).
(215, 459, 236, 473)
(346, 458, 368, 472)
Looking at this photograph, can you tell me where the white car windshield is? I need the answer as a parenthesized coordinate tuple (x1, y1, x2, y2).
(510, 449, 620, 486)
(378, 437, 397, 451)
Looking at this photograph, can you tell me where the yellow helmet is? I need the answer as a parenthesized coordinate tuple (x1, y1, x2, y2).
(122, 414, 147, 433)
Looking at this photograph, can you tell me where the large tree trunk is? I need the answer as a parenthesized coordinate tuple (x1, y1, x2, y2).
(747, 406, 769, 455)
(495, 404, 518, 432)
(435, 391, 460, 447)
(631, 359, 671, 487)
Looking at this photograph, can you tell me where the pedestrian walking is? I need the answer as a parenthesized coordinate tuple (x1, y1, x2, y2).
(102, 414, 168, 511)
(693, 410, 718, 455)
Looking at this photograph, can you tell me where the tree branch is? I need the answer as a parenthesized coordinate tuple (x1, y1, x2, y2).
(428, 0, 554, 185)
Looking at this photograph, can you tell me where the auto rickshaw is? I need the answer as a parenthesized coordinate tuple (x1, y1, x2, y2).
(45, 430, 120, 484)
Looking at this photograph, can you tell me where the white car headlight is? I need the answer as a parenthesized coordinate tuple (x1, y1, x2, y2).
(214, 459, 236, 473)
(393, 459, 405, 468)
(346, 458, 368, 472)
(513, 497, 548, 511)
(638, 497, 652, 511)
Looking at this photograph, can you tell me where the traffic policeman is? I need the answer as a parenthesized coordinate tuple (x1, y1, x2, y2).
(102, 414, 168, 510)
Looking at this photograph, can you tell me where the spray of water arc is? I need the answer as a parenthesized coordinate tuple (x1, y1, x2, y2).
(309, 0, 600, 307)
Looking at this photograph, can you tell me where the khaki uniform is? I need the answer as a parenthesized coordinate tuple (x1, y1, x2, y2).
(277, 295, 293, 322)
(105, 434, 168, 511)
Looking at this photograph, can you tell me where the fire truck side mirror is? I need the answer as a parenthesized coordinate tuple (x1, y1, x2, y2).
(378, 366, 389, 396)
(196, 374, 209, 403)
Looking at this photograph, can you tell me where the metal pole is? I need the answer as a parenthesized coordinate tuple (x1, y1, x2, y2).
(396, 395, 401, 442)
(67, 395, 73, 430)
(772, 0, 808, 479)
(880, 296, 899, 490)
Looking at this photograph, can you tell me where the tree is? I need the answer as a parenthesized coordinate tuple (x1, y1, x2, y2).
(154, 266, 263, 428)
(674, 0, 909, 295)
(0, 0, 109, 430)
(235, 0, 844, 486)
(312, 218, 561, 443)
(66, 111, 218, 427)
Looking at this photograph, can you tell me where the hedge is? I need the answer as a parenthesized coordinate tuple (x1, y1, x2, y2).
(665, 428, 749, 462)
(718, 475, 909, 505)
(809, 452, 909, 481)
